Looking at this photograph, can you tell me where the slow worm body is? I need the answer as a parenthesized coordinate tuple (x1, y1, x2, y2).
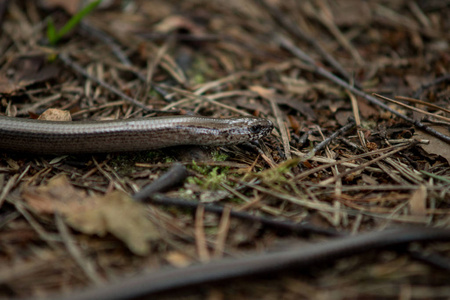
(0, 115, 273, 154)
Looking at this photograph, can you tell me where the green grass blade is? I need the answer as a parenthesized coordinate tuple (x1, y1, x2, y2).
(46, 18, 58, 45)
(57, 0, 102, 38)
(48, 0, 102, 45)
(420, 170, 450, 184)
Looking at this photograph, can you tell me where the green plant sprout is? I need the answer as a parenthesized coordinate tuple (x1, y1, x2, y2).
(47, 0, 102, 45)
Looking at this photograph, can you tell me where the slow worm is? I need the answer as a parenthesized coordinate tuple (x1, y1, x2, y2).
(0, 115, 273, 154)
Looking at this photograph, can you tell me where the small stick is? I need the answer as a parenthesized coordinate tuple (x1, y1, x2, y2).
(306, 118, 356, 159)
(133, 163, 188, 202)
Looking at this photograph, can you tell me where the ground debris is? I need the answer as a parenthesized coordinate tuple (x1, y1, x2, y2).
(1, 0, 450, 299)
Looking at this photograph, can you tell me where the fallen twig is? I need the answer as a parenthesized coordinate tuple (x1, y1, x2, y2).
(133, 163, 188, 201)
(307, 118, 356, 158)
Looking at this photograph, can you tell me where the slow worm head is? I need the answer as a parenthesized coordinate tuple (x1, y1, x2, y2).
(0, 115, 273, 154)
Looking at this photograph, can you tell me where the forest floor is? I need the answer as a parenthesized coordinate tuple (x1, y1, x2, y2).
(1, 0, 450, 299)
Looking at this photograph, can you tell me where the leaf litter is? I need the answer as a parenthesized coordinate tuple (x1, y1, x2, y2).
(22, 175, 160, 256)
(0, 0, 450, 299)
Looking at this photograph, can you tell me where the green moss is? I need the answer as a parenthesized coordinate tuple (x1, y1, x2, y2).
(177, 187, 197, 200)
(188, 161, 229, 190)
(250, 158, 301, 185)
(192, 73, 206, 85)
(212, 150, 228, 162)
(187, 167, 227, 190)
(186, 56, 215, 84)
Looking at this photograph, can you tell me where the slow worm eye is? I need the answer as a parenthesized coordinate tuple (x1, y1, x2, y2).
(249, 124, 263, 134)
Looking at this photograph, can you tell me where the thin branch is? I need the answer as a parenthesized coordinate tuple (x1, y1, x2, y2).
(307, 118, 356, 158)
(133, 163, 188, 202)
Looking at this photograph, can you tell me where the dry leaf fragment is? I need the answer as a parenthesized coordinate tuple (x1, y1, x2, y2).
(154, 15, 205, 35)
(38, 109, 72, 121)
(22, 176, 159, 256)
(409, 185, 427, 216)
(0, 56, 60, 95)
(415, 126, 450, 164)
(67, 191, 160, 256)
(0, 76, 20, 94)
(165, 251, 193, 268)
(22, 175, 89, 214)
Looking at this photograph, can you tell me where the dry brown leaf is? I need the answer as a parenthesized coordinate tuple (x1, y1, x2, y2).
(281, 77, 342, 97)
(415, 125, 450, 164)
(22, 176, 159, 256)
(335, 110, 353, 126)
(22, 175, 89, 214)
(165, 251, 193, 268)
(66, 190, 159, 256)
(0, 75, 20, 94)
(0, 59, 59, 94)
(154, 15, 205, 35)
(356, 98, 379, 118)
(409, 185, 427, 216)
(38, 109, 72, 121)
